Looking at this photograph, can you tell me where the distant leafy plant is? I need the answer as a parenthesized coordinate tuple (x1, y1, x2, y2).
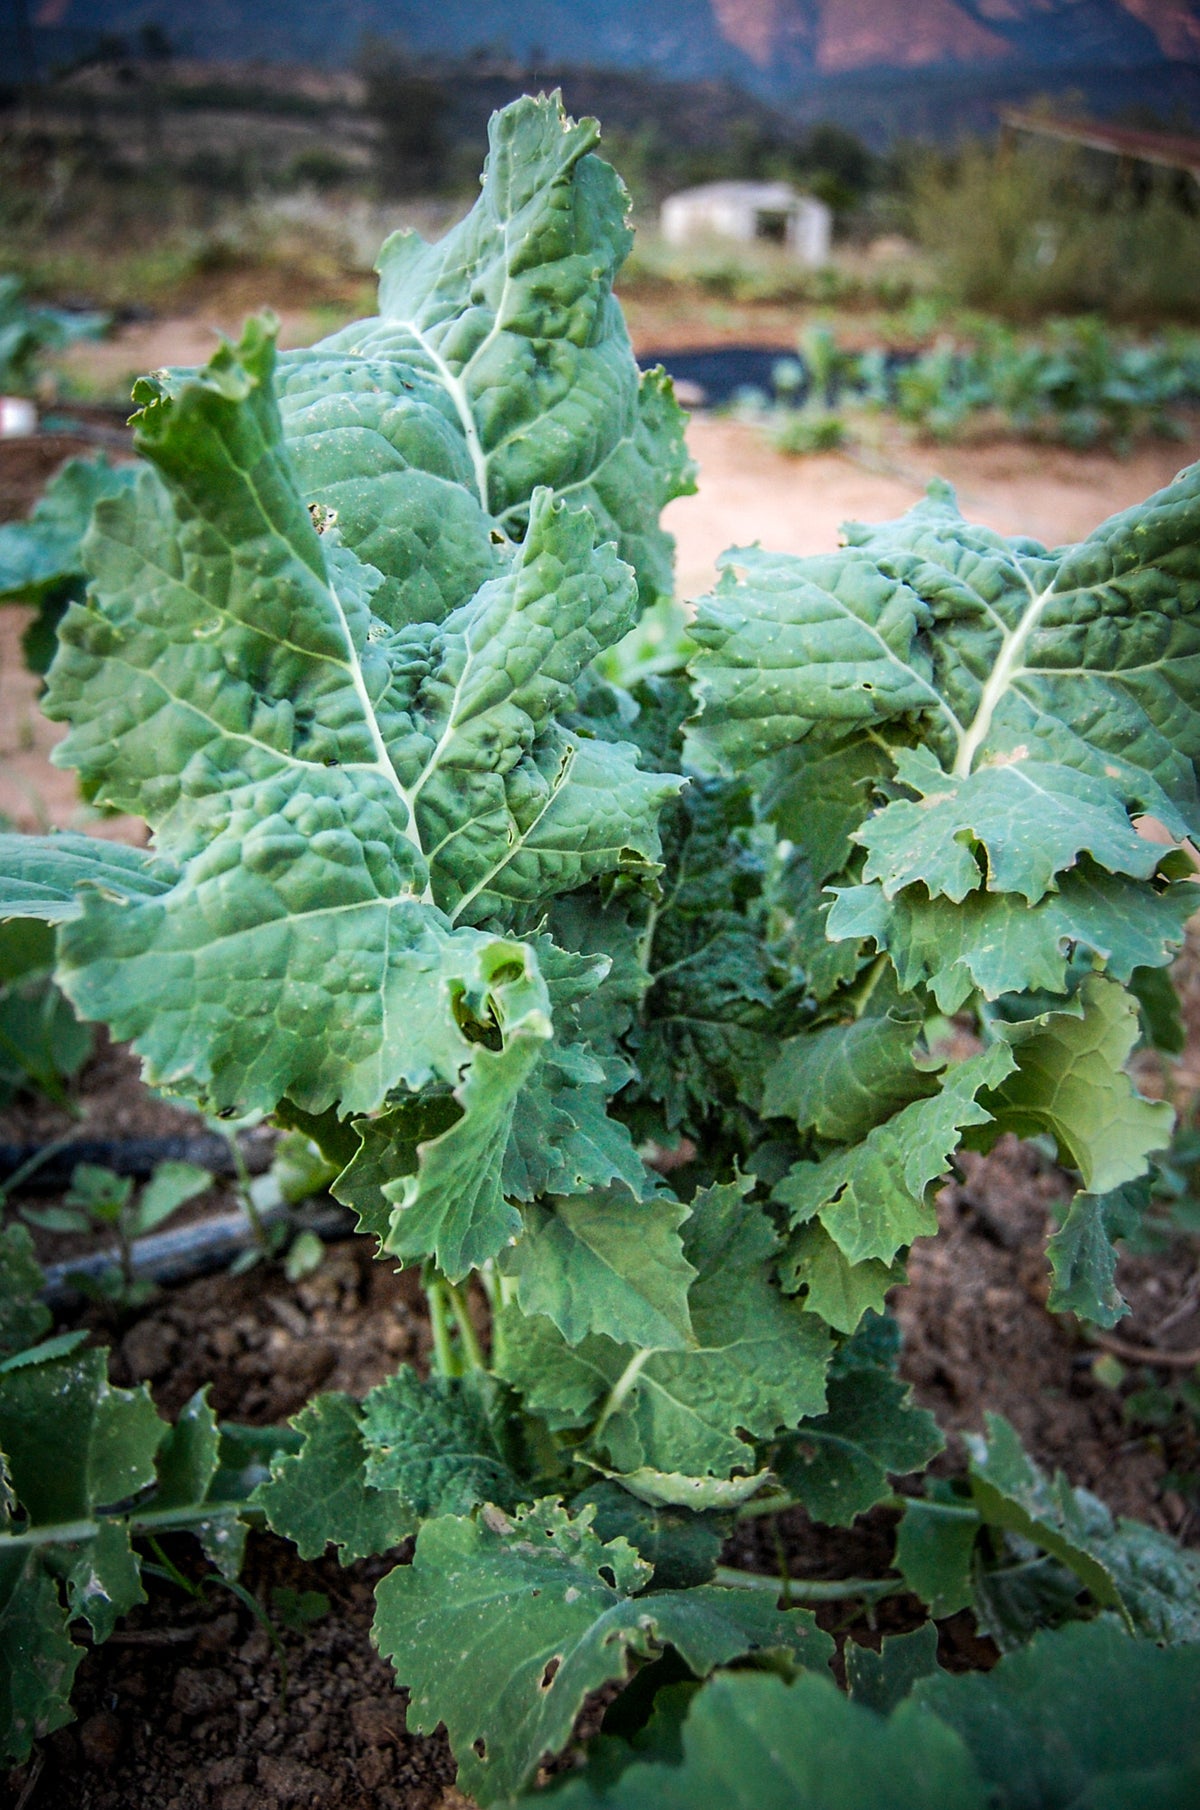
(0, 276, 108, 396)
(0, 453, 138, 673)
(766, 319, 1200, 453)
(0, 917, 92, 1107)
(1, 97, 1198, 1795)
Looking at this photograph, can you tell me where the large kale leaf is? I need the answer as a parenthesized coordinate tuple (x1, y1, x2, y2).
(690, 472, 1200, 1011)
(276, 93, 694, 622)
(0, 98, 690, 1279)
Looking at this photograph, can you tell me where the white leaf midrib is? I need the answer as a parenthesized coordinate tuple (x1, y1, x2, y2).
(218, 436, 435, 898)
(387, 205, 518, 518)
(953, 570, 1056, 777)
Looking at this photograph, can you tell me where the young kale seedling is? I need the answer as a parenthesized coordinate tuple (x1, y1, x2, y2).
(21, 1158, 212, 1304)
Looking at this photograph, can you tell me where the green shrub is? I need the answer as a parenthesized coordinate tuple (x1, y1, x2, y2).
(911, 136, 1200, 323)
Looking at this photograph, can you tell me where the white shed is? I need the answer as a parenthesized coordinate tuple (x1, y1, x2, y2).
(660, 181, 832, 267)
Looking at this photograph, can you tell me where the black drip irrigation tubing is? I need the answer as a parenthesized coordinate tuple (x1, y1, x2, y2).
(1, 1128, 356, 1306)
(0, 1131, 274, 1193)
(39, 1196, 357, 1309)
(640, 344, 799, 406)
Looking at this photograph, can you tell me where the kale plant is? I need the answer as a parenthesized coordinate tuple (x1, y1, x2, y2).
(1, 97, 1198, 1795)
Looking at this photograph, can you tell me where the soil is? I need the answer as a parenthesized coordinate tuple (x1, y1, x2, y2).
(3, 381, 1200, 1808)
(29, 1537, 465, 1810)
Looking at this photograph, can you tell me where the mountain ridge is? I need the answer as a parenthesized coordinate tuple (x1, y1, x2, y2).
(21, 0, 1200, 132)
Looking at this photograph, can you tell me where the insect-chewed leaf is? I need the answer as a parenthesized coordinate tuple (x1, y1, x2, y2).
(570, 1480, 728, 1591)
(497, 1181, 831, 1501)
(252, 1392, 414, 1564)
(15, 296, 676, 1126)
(856, 746, 1159, 905)
(329, 943, 653, 1279)
(373, 1497, 831, 1803)
(844, 473, 1200, 830)
(829, 858, 1196, 1014)
(778, 1224, 904, 1337)
(63, 1520, 143, 1643)
(368, 952, 553, 1279)
(691, 472, 1200, 975)
(277, 95, 693, 618)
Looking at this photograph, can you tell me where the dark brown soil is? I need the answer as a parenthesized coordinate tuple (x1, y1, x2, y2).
(0, 1030, 211, 1151)
(0, 432, 128, 520)
(898, 1139, 1199, 1538)
(106, 1241, 432, 1424)
(31, 1539, 465, 1810)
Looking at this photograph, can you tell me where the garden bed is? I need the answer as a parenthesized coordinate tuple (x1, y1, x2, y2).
(3, 1029, 1196, 1808)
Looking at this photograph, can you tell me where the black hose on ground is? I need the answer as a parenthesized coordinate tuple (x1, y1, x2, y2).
(0, 1131, 274, 1192)
(40, 1197, 357, 1308)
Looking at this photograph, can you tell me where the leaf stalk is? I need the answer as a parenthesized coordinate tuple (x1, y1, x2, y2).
(713, 1565, 904, 1603)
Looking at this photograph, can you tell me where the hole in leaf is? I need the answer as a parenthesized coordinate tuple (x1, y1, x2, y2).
(450, 984, 503, 1051)
(473, 1739, 487, 1760)
(598, 1565, 617, 1588)
(540, 1657, 561, 1690)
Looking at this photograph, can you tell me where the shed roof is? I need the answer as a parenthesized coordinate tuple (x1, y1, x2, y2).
(999, 107, 1200, 177)
(663, 180, 811, 208)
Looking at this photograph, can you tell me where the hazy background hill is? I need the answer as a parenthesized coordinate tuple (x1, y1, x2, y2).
(16, 0, 1200, 134)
